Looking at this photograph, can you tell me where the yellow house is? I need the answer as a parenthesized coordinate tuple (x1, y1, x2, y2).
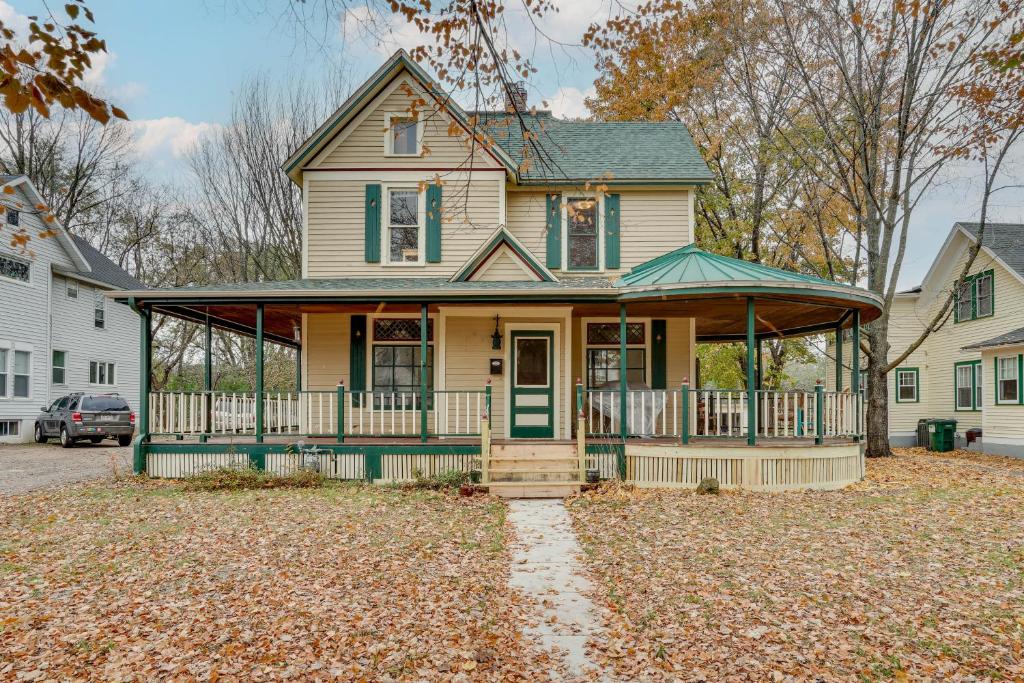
(117, 51, 884, 495)
(828, 222, 1024, 457)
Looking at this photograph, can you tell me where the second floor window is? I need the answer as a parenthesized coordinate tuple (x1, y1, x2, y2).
(94, 290, 105, 328)
(954, 270, 994, 322)
(66, 279, 78, 298)
(52, 350, 66, 385)
(387, 115, 419, 155)
(0, 253, 29, 283)
(6, 208, 18, 226)
(387, 189, 421, 264)
(566, 197, 599, 270)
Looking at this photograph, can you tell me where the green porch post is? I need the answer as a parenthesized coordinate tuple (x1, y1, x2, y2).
(746, 297, 756, 446)
(756, 338, 764, 390)
(851, 309, 861, 440)
(835, 322, 844, 393)
(133, 302, 151, 475)
(201, 314, 212, 443)
(420, 303, 428, 443)
(619, 303, 628, 441)
(681, 379, 690, 445)
(255, 304, 264, 445)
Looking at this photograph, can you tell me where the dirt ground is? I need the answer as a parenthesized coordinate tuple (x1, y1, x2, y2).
(0, 442, 132, 495)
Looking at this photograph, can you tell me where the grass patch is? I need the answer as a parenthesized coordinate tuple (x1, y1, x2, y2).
(182, 466, 324, 491)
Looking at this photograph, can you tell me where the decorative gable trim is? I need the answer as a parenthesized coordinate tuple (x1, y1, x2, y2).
(451, 227, 557, 283)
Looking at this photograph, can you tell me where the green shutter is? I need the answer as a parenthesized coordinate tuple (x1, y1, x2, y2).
(350, 315, 366, 406)
(364, 184, 381, 263)
(651, 319, 666, 390)
(425, 183, 442, 262)
(605, 193, 620, 269)
(545, 192, 561, 269)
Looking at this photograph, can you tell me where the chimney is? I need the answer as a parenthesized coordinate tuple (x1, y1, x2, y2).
(504, 81, 528, 113)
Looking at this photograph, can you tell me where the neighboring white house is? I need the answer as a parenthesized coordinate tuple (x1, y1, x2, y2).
(0, 175, 143, 443)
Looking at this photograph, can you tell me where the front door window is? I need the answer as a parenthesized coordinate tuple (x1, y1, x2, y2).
(515, 338, 549, 387)
(509, 331, 555, 438)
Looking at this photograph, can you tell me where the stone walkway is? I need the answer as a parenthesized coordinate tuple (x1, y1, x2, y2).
(507, 499, 605, 680)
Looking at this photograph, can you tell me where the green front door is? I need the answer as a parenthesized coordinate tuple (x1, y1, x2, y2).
(509, 331, 555, 439)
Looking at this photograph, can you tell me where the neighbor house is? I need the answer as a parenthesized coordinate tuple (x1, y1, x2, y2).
(828, 222, 1024, 458)
(0, 175, 143, 443)
(115, 51, 883, 496)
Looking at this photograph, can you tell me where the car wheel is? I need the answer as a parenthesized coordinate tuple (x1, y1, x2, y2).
(60, 425, 75, 448)
(117, 434, 132, 447)
(34, 423, 47, 443)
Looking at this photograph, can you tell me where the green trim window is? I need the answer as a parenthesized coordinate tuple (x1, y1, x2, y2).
(371, 317, 433, 409)
(954, 270, 995, 322)
(565, 197, 600, 271)
(52, 350, 66, 385)
(386, 188, 423, 264)
(585, 321, 646, 388)
(954, 360, 982, 411)
(996, 355, 1020, 404)
(895, 367, 919, 403)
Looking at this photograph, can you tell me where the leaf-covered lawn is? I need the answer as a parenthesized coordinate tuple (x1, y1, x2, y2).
(568, 449, 1024, 681)
(0, 481, 546, 681)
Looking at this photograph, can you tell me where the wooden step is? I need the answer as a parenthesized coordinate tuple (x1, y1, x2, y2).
(490, 443, 578, 459)
(489, 470, 580, 483)
(487, 482, 581, 498)
(489, 457, 580, 471)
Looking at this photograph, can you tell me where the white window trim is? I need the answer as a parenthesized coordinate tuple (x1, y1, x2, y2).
(66, 278, 79, 298)
(89, 360, 117, 387)
(381, 184, 426, 267)
(895, 369, 918, 403)
(94, 289, 106, 328)
(561, 194, 605, 273)
(0, 342, 8, 400)
(383, 112, 424, 157)
(954, 363, 976, 411)
(581, 317, 651, 390)
(996, 355, 1020, 405)
(11, 346, 32, 400)
(0, 251, 31, 286)
(52, 349, 67, 386)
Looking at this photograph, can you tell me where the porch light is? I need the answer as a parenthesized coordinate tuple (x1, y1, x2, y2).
(491, 315, 502, 350)
(293, 322, 301, 342)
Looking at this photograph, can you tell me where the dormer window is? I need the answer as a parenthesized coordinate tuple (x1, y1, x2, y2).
(385, 113, 421, 156)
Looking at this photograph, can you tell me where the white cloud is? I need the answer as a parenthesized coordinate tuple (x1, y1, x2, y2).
(0, 1, 30, 38)
(340, 5, 425, 57)
(546, 85, 596, 120)
(129, 117, 220, 159)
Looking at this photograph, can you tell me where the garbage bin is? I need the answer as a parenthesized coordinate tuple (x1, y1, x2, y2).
(916, 418, 930, 448)
(927, 419, 957, 453)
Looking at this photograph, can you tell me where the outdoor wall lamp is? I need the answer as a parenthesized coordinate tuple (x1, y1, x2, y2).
(491, 315, 502, 350)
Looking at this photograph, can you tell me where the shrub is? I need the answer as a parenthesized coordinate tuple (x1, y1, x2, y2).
(184, 466, 324, 492)
(404, 468, 471, 490)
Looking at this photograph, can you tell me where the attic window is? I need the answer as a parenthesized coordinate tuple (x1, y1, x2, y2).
(387, 114, 420, 156)
(0, 253, 29, 283)
(6, 208, 18, 226)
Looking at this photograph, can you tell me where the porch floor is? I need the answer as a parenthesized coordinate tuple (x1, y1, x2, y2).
(146, 435, 857, 448)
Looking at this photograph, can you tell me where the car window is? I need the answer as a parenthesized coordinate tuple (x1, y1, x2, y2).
(81, 396, 130, 411)
(47, 398, 63, 412)
(58, 396, 71, 410)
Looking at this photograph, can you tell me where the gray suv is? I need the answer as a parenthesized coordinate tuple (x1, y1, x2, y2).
(35, 393, 135, 448)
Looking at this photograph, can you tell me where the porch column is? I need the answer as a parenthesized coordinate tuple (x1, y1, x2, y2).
(134, 302, 151, 475)
(201, 313, 212, 443)
(420, 303, 428, 443)
(851, 309, 861, 440)
(255, 304, 264, 444)
(746, 297, 756, 446)
(295, 346, 302, 392)
(619, 303, 628, 442)
(835, 321, 844, 392)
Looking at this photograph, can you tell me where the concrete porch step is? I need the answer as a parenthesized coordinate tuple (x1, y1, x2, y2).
(489, 470, 580, 483)
(487, 482, 581, 498)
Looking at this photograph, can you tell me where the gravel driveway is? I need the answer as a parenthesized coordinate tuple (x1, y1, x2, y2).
(0, 442, 132, 495)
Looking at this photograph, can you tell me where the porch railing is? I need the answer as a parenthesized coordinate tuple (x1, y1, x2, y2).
(579, 381, 863, 443)
(148, 384, 491, 440)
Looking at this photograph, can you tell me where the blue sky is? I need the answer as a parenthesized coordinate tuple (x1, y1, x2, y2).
(6, 0, 1023, 287)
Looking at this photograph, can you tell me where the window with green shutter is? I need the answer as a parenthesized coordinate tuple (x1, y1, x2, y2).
(954, 270, 994, 322)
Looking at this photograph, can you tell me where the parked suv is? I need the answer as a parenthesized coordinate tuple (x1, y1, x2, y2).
(35, 393, 135, 448)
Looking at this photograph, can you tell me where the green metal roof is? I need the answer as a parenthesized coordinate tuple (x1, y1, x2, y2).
(616, 244, 857, 289)
(475, 111, 713, 184)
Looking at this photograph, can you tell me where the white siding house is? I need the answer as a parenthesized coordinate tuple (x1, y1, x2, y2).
(0, 175, 143, 443)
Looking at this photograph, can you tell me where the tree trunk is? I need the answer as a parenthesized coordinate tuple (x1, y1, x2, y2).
(865, 319, 892, 457)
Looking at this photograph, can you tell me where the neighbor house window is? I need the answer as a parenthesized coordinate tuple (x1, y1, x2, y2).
(94, 289, 105, 328)
(0, 349, 6, 397)
(586, 321, 646, 388)
(13, 350, 30, 397)
(954, 270, 995, 322)
(0, 253, 29, 283)
(955, 361, 981, 411)
(386, 115, 420, 155)
(895, 367, 918, 403)
(52, 350, 66, 385)
(6, 208, 18, 226)
(371, 318, 433, 409)
(997, 356, 1020, 404)
(565, 197, 600, 270)
(66, 279, 78, 298)
(89, 361, 115, 386)
(0, 420, 19, 436)
(386, 188, 422, 264)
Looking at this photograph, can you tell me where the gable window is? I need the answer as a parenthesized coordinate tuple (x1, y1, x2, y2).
(565, 197, 600, 271)
(386, 188, 423, 264)
(371, 317, 433, 409)
(52, 350, 66, 385)
(895, 367, 918, 403)
(955, 361, 981, 411)
(6, 208, 18, 226)
(585, 321, 647, 388)
(0, 253, 29, 283)
(94, 289, 105, 328)
(13, 350, 30, 397)
(66, 279, 78, 298)
(89, 361, 115, 386)
(996, 356, 1020, 404)
(385, 114, 421, 156)
(954, 270, 995, 322)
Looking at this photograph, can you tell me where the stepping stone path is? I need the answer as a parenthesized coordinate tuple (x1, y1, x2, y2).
(507, 499, 606, 680)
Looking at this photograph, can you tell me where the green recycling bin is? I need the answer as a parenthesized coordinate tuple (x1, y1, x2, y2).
(927, 419, 957, 452)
